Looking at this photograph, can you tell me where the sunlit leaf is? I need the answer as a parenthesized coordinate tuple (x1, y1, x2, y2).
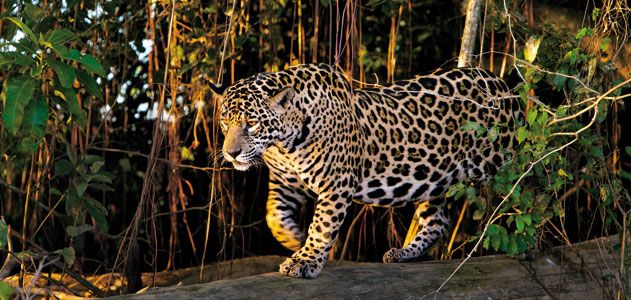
(0, 16, 37, 42)
(181, 146, 195, 161)
(487, 126, 499, 142)
(516, 126, 528, 144)
(524, 36, 542, 63)
(0, 281, 13, 300)
(1, 75, 38, 135)
(526, 109, 537, 125)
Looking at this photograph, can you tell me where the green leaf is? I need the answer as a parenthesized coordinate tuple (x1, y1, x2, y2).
(0, 52, 34, 68)
(44, 29, 76, 45)
(54, 247, 76, 266)
(487, 224, 500, 235)
(526, 109, 538, 125)
(81, 154, 104, 165)
(48, 60, 76, 88)
(0, 16, 37, 42)
(0, 281, 13, 300)
(625, 146, 631, 157)
(59, 86, 87, 128)
(1, 75, 38, 135)
(65, 49, 81, 60)
(536, 110, 549, 125)
(591, 8, 600, 21)
(600, 37, 610, 52)
(472, 209, 485, 220)
(575, 27, 593, 40)
(523, 214, 532, 225)
(85, 198, 109, 233)
(51, 43, 69, 58)
(91, 161, 105, 173)
(460, 120, 480, 132)
(492, 234, 501, 251)
(487, 126, 499, 143)
(73, 178, 88, 197)
(557, 169, 568, 178)
(76, 70, 102, 99)
(65, 224, 92, 237)
(23, 3, 45, 21)
(0, 220, 7, 249)
(66, 144, 77, 163)
(181, 146, 195, 161)
(515, 215, 525, 232)
(89, 173, 113, 184)
(89, 183, 114, 192)
(78, 54, 105, 77)
(17, 138, 39, 154)
(22, 97, 49, 139)
(556, 106, 567, 118)
(516, 126, 528, 144)
(29, 63, 43, 77)
(65, 186, 81, 213)
(38, 33, 53, 49)
(54, 159, 73, 176)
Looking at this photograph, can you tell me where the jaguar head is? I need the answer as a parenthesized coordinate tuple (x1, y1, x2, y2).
(211, 78, 295, 171)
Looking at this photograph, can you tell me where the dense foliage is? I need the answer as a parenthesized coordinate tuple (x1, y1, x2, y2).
(0, 0, 629, 296)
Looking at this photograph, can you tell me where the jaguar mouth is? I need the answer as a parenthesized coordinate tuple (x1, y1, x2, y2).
(231, 160, 252, 171)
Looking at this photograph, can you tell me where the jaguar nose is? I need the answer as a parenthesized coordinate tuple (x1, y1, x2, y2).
(226, 149, 242, 160)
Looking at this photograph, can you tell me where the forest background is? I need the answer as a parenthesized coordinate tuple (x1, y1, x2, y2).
(0, 0, 630, 296)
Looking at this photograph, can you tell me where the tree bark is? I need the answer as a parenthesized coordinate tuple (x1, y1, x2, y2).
(112, 236, 625, 299)
(458, 0, 482, 67)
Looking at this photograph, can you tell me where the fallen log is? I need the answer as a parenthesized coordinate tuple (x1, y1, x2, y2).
(112, 235, 628, 299)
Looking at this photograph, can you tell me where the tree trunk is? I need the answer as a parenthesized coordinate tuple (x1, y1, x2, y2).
(458, 0, 482, 67)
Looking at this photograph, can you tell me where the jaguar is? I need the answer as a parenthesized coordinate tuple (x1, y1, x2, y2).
(211, 63, 522, 278)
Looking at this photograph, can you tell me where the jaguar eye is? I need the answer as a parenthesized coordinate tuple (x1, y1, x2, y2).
(247, 120, 258, 127)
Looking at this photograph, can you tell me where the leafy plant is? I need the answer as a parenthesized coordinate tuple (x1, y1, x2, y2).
(1, 10, 104, 154)
(1, 6, 110, 260)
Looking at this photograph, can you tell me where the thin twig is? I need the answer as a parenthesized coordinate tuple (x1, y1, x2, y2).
(0, 177, 26, 194)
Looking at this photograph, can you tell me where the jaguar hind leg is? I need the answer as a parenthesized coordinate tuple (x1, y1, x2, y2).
(383, 198, 449, 263)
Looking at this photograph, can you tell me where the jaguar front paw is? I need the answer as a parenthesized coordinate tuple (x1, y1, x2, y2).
(279, 257, 323, 279)
(383, 248, 404, 263)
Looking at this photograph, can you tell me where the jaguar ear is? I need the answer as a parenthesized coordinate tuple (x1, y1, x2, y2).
(209, 82, 227, 95)
(268, 87, 295, 111)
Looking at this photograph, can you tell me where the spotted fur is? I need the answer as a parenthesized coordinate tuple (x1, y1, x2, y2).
(214, 63, 522, 278)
